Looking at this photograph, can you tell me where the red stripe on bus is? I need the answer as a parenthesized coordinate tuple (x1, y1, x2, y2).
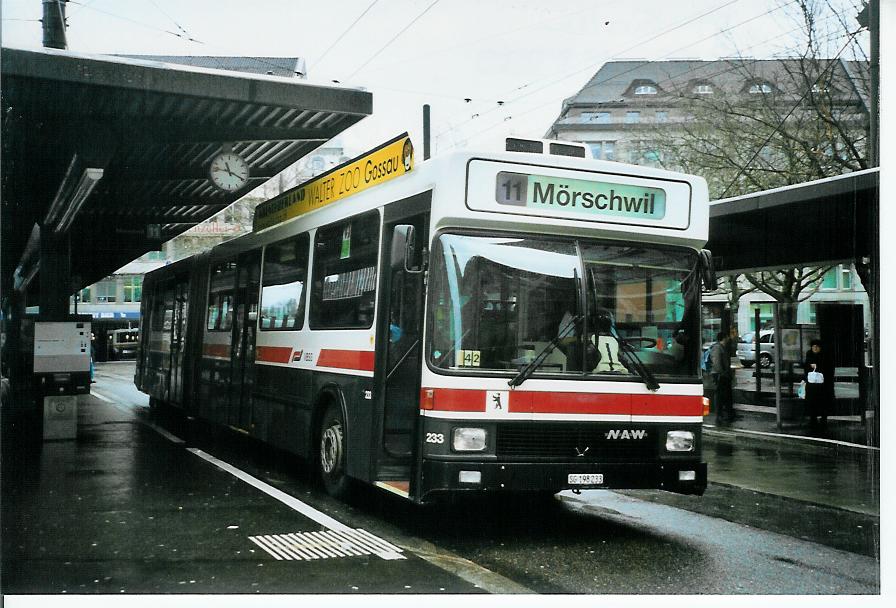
(510, 392, 631, 415)
(423, 388, 702, 416)
(256, 346, 293, 364)
(422, 388, 487, 411)
(202, 343, 230, 358)
(317, 349, 375, 372)
(632, 394, 703, 416)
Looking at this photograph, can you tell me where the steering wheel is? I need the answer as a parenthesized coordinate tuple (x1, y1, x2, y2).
(622, 336, 658, 349)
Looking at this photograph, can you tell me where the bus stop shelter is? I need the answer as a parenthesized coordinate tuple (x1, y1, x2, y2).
(1, 46, 372, 403)
(706, 168, 880, 441)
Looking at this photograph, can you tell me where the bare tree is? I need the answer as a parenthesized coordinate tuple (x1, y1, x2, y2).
(646, 0, 868, 316)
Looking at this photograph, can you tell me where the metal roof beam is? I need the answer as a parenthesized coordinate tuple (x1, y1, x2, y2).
(122, 121, 336, 144)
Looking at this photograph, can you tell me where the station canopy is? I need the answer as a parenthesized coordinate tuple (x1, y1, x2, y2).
(1, 46, 372, 299)
(707, 168, 879, 274)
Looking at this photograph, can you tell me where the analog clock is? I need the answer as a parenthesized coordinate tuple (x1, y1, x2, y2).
(209, 152, 249, 192)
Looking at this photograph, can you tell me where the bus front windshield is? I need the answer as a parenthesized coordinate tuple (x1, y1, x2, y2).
(428, 234, 700, 380)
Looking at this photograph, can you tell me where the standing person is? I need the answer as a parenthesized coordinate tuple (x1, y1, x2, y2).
(709, 331, 734, 424)
(804, 339, 834, 430)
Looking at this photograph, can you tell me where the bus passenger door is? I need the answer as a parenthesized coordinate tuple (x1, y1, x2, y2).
(229, 251, 261, 432)
(381, 214, 427, 460)
(170, 279, 189, 406)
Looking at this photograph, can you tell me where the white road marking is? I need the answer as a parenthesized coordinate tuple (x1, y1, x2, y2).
(704, 425, 879, 451)
(145, 423, 186, 445)
(89, 390, 114, 403)
(187, 447, 405, 560)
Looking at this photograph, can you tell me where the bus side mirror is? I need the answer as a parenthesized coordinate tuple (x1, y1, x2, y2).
(391, 224, 418, 272)
(699, 249, 717, 290)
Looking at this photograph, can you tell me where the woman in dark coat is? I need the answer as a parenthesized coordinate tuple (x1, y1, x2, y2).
(804, 339, 834, 429)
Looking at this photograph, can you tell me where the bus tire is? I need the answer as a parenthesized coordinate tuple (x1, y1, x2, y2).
(318, 403, 351, 499)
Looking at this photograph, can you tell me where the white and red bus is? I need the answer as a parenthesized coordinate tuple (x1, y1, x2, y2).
(136, 134, 714, 503)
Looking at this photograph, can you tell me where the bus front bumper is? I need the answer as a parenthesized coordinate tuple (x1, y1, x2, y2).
(420, 459, 707, 499)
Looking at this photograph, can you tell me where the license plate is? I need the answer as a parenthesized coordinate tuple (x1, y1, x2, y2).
(568, 473, 604, 485)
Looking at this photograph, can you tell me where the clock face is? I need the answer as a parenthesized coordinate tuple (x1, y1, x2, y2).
(209, 152, 249, 192)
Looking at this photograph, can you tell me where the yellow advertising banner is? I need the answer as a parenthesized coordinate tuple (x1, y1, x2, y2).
(253, 133, 414, 231)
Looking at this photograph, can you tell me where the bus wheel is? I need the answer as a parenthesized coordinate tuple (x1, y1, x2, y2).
(318, 404, 351, 499)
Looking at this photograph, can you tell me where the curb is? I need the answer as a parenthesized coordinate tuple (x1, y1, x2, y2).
(703, 424, 878, 451)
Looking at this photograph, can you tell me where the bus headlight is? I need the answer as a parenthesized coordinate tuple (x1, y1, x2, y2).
(666, 430, 695, 452)
(452, 427, 487, 452)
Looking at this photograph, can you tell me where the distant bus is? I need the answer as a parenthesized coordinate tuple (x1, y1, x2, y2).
(136, 135, 714, 503)
(110, 328, 139, 360)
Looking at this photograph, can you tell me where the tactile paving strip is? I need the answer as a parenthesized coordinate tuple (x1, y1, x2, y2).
(248, 528, 405, 561)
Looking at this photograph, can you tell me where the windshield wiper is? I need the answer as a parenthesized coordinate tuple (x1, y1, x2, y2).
(605, 329, 661, 391)
(508, 314, 583, 388)
(587, 267, 660, 391)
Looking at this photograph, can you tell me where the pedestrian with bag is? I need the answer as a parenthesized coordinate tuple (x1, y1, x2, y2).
(803, 338, 834, 430)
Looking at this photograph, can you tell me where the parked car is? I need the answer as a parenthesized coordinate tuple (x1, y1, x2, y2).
(737, 330, 775, 368)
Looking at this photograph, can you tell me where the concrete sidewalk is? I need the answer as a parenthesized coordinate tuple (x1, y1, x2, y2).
(702, 405, 879, 517)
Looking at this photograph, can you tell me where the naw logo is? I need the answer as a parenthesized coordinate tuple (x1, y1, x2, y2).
(605, 429, 647, 440)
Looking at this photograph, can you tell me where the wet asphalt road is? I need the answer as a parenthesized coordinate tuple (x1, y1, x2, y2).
(1, 362, 880, 595)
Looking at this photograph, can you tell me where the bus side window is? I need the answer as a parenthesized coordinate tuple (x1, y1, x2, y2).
(208, 260, 237, 331)
(310, 211, 380, 330)
(260, 233, 310, 332)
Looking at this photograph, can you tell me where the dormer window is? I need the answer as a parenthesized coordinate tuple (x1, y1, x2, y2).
(749, 82, 774, 94)
(692, 83, 713, 95)
(634, 84, 658, 95)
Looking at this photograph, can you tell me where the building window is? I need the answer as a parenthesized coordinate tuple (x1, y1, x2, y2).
(260, 234, 309, 331)
(604, 141, 615, 160)
(580, 111, 611, 124)
(78, 288, 91, 304)
(587, 141, 616, 160)
(655, 111, 668, 123)
(749, 82, 774, 94)
(141, 250, 166, 262)
(95, 280, 117, 303)
(123, 277, 143, 303)
(624, 111, 640, 124)
(841, 266, 853, 289)
(642, 148, 661, 163)
(692, 83, 713, 95)
(821, 267, 839, 290)
(634, 84, 657, 95)
(749, 303, 775, 331)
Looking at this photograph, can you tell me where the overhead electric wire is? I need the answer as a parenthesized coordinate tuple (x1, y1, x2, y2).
(312, 0, 381, 70)
(344, 0, 440, 80)
(443, 0, 812, 148)
(434, 0, 747, 139)
(148, 0, 197, 42)
(66, 0, 204, 43)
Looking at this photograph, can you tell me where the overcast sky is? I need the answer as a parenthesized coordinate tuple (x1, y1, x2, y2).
(1, 0, 869, 156)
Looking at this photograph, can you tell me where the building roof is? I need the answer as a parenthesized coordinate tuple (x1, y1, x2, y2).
(116, 55, 306, 78)
(561, 58, 869, 107)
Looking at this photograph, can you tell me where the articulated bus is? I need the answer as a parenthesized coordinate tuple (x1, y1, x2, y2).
(136, 135, 715, 504)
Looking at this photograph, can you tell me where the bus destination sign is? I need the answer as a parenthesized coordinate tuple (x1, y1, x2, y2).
(495, 171, 666, 221)
(253, 133, 414, 231)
